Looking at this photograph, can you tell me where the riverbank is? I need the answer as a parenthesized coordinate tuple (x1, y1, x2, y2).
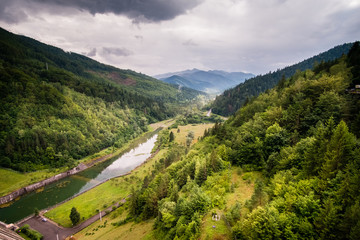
(42, 137, 166, 227)
(0, 120, 170, 206)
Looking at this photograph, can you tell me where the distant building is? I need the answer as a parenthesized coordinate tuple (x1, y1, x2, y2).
(355, 85, 360, 93)
(348, 85, 360, 94)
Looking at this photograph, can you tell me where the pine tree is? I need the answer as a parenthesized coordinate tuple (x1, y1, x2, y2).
(169, 131, 175, 142)
(70, 207, 80, 225)
(320, 121, 357, 180)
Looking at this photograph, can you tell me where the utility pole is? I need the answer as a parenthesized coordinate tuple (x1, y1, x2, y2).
(46, 62, 48, 70)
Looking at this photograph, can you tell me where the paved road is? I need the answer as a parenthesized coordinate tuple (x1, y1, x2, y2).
(19, 200, 125, 240)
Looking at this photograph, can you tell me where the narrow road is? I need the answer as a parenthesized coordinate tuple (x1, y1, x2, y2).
(19, 199, 126, 240)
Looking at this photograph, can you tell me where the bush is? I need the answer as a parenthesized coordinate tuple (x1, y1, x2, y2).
(18, 224, 43, 240)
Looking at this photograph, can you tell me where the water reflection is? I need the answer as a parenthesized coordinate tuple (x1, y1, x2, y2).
(0, 133, 158, 223)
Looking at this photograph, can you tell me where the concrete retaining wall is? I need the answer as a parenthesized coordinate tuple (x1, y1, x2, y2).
(0, 163, 88, 205)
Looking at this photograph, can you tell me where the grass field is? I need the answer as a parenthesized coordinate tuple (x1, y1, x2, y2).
(199, 211, 231, 240)
(170, 123, 214, 146)
(69, 206, 155, 240)
(198, 168, 260, 240)
(226, 168, 260, 207)
(226, 168, 262, 218)
(44, 178, 130, 227)
(148, 119, 176, 131)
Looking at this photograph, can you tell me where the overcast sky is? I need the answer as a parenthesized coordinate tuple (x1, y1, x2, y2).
(1, 0, 359, 76)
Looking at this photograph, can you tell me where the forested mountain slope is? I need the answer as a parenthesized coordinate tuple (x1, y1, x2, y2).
(122, 42, 360, 239)
(0, 27, 202, 171)
(211, 43, 353, 116)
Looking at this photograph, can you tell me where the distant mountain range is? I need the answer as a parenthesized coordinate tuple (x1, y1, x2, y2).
(154, 69, 254, 94)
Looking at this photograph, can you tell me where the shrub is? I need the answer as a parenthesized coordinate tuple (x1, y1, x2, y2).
(18, 224, 43, 240)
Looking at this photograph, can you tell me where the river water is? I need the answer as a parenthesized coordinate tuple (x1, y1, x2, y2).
(0, 132, 158, 224)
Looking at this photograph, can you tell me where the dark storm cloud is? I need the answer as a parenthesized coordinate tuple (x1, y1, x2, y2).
(1, 0, 359, 75)
(0, 0, 29, 23)
(0, 0, 203, 23)
(102, 47, 133, 57)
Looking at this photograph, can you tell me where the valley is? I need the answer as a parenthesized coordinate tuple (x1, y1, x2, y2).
(0, 26, 359, 240)
(154, 69, 254, 94)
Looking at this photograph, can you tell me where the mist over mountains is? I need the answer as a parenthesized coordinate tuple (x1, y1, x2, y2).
(155, 69, 254, 94)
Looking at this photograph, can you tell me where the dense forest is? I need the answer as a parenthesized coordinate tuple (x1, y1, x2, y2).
(124, 42, 360, 239)
(0, 27, 203, 171)
(211, 43, 354, 116)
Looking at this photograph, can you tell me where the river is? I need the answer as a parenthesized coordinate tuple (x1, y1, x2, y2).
(0, 131, 158, 224)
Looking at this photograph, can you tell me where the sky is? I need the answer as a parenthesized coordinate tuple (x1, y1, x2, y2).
(0, 0, 359, 76)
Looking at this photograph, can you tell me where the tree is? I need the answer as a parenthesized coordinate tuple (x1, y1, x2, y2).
(129, 187, 141, 217)
(45, 146, 56, 163)
(169, 131, 175, 142)
(195, 163, 207, 185)
(34, 208, 39, 217)
(320, 120, 357, 180)
(264, 122, 288, 159)
(314, 199, 341, 239)
(226, 201, 242, 226)
(186, 131, 195, 147)
(70, 207, 80, 225)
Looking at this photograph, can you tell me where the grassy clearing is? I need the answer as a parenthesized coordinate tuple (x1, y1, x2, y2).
(45, 145, 168, 227)
(226, 168, 262, 218)
(170, 123, 214, 146)
(199, 211, 231, 240)
(148, 119, 176, 131)
(69, 205, 155, 240)
(199, 168, 260, 240)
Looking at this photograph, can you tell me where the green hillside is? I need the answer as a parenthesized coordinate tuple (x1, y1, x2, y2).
(0, 27, 202, 171)
(102, 42, 360, 239)
(211, 43, 353, 116)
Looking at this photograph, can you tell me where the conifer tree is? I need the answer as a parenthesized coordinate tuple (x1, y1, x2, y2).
(70, 207, 80, 225)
